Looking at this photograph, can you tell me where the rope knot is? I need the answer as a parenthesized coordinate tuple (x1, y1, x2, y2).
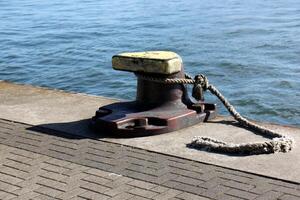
(195, 74, 209, 90)
(192, 74, 209, 101)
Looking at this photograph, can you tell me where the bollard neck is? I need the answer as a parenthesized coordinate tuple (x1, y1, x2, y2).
(135, 70, 188, 108)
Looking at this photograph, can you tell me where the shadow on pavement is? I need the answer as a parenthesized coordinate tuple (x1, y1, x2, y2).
(26, 118, 110, 140)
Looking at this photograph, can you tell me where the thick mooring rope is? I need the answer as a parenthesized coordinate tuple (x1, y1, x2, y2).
(137, 73, 293, 155)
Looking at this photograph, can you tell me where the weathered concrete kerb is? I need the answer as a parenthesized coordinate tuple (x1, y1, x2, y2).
(0, 81, 299, 199)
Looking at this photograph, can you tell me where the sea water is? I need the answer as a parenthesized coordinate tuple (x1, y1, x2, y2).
(0, 0, 299, 126)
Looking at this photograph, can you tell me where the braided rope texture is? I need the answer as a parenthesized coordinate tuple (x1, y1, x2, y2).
(137, 73, 294, 155)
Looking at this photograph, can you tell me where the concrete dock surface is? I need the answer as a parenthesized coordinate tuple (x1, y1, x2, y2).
(0, 81, 299, 200)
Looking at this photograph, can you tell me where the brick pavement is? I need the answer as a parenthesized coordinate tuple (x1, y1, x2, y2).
(0, 118, 299, 200)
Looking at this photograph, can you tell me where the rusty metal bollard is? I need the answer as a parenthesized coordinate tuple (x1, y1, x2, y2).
(91, 51, 217, 137)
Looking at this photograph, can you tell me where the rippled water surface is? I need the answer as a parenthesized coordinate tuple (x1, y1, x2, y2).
(0, 0, 299, 126)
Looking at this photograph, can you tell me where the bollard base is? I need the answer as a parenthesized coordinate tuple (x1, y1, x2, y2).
(91, 100, 217, 137)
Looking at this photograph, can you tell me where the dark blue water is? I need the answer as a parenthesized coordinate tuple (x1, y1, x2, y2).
(0, 0, 299, 126)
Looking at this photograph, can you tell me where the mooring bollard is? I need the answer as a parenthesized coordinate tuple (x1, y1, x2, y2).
(91, 51, 217, 137)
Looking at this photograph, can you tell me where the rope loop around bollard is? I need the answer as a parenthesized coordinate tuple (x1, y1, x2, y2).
(137, 73, 294, 155)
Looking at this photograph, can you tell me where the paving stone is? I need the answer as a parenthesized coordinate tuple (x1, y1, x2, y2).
(44, 158, 72, 168)
(279, 194, 300, 200)
(6, 154, 33, 165)
(0, 191, 17, 200)
(10, 191, 40, 200)
(14, 177, 42, 195)
(216, 193, 243, 200)
(127, 179, 157, 190)
(175, 175, 205, 187)
(220, 171, 252, 181)
(162, 180, 181, 189)
(190, 162, 215, 173)
(128, 187, 159, 198)
(153, 172, 179, 185)
(198, 171, 223, 181)
(171, 168, 204, 180)
(68, 196, 86, 200)
(9, 148, 41, 159)
(36, 176, 67, 192)
(255, 190, 283, 200)
(55, 188, 87, 200)
(41, 162, 68, 174)
(0, 173, 24, 185)
(150, 185, 170, 193)
(61, 165, 89, 177)
(110, 192, 135, 200)
(0, 181, 21, 192)
(201, 177, 226, 189)
(222, 180, 254, 191)
(50, 140, 78, 151)
(34, 185, 63, 198)
(121, 169, 157, 183)
(103, 184, 134, 197)
(176, 192, 210, 200)
(81, 174, 111, 186)
(78, 190, 110, 200)
(130, 196, 151, 200)
(201, 185, 230, 199)
(38, 170, 68, 182)
(172, 182, 206, 195)
(225, 188, 258, 200)
(274, 186, 300, 197)
(32, 194, 60, 200)
(269, 179, 300, 189)
(104, 176, 133, 188)
(249, 182, 274, 194)
(84, 168, 119, 180)
(80, 181, 111, 194)
(152, 189, 183, 200)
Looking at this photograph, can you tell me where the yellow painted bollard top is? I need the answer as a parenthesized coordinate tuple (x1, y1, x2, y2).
(112, 51, 183, 75)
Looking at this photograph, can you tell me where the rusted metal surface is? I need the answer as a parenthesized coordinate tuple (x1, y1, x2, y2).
(91, 65, 217, 137)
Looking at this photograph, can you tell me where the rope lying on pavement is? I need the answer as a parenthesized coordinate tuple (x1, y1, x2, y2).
(137, 73, 294, 155)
